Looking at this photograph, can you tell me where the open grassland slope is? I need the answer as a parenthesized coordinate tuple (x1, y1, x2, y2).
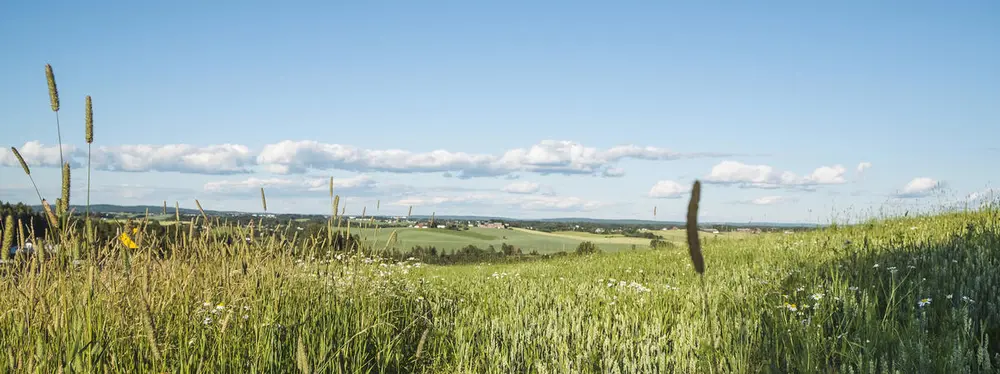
(0, 208, 997, 372)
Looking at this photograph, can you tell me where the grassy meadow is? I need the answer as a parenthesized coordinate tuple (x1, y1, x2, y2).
(2, 64, 999, 373)
(1, 205, 998, 372)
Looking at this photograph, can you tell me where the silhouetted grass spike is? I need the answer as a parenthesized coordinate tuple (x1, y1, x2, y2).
(685, 180, 705, 274)
(261, 188, 267, 212)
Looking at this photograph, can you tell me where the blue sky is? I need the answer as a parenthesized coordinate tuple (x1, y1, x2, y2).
(1, 1, 997, 223)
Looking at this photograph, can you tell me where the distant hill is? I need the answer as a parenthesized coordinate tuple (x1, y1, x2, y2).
(30, 204, 239, 216)
(20, 204, 819, 227)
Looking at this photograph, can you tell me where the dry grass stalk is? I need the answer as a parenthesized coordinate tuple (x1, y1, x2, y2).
(42, 199, 59, 230)
(685, 180, 704, 274)
(195, 200, 208, 223)
(260, 188, 267, 212)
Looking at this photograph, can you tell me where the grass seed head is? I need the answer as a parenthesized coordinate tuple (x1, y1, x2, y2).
(10, 147, 30, 176)
(61, 162, 71, 214)
(2, 215, 14, 260)
(333, 195, 340, 218)
(85, 95, 94, 143)
(45, 64, 60, 112)
(42, 199, 59, 229)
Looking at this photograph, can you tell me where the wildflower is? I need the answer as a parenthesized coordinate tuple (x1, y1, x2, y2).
(848, 286, 859, 291)
(887, 266, 897, 273)
(796, 286, 805, 292)
(962, 296, 975, 303)
(216, 304, 225, 311)
(203, 317, 213, 325)
(811, 293, 824, 301)
(873, 264, 879, 268)
(783, 303, 798, 312)
(946, 294, 954, 300)
(918, 298, 931, 308)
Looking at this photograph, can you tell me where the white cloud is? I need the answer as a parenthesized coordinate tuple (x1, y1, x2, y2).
(648, 180, 690, 198)
(502, 181, 541, 194)
(258, 139, 730, 177)
(895, 177, 942, 198)
(704, 161, 847, 189)
(601, 167, 626, 178)
(856, 162, 872, 174)
(1, 141, 79, 169)
(93, 144, 254, 174)
(392, 192, 604, 212)
(204, 175, 377, 196)
(748, 196, 795, 205)
(6, 139, 732, 178)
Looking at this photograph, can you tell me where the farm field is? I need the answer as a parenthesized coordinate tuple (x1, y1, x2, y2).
(343, 226, 696, 254)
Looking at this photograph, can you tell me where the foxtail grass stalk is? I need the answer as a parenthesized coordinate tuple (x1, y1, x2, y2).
(45, 64, 64, 167)
(61, 162, 71, 219)
(11, 147, 43, 204)
(42, 199, 59, 230)
(2, 215, 13, 261)
(85, 95, 93, 226)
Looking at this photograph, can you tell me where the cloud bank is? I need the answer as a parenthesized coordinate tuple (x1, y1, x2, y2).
(895, 177, 943, 198)
(4, 140, 731, 178)
(704, 161, 847, 189)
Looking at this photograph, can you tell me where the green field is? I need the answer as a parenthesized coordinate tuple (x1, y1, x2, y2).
(342, 226, 701, 253)
(3, 208, 998, 372)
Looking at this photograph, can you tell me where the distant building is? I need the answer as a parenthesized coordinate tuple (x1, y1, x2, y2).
(478, 222, 507, 229)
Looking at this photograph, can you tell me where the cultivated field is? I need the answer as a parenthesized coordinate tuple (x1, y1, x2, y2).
(343, 226, 696, 254)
